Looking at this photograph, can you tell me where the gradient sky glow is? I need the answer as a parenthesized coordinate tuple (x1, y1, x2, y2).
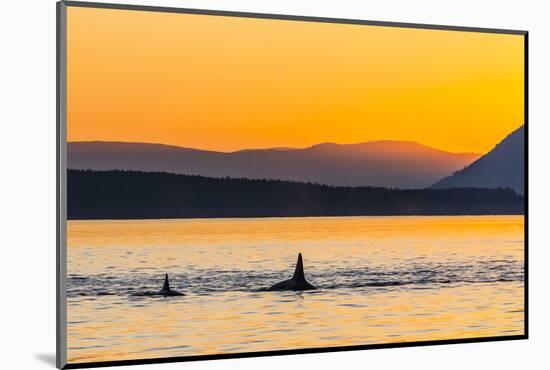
(67, 7, 524, 154)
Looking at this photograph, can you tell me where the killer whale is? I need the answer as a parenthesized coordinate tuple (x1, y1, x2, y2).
(158, 274, 184, 296)
(131, 274, 184, 297)
(265, 253, 317, 291)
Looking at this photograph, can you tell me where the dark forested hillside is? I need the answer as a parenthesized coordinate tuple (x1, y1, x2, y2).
(67, 170, 524, 220)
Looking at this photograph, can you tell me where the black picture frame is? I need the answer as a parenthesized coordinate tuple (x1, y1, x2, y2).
(56, 1, 529, 368)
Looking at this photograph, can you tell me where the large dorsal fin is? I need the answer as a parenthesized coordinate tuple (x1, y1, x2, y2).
(162, 273, 171, 291)
(292, 253, 306, 282)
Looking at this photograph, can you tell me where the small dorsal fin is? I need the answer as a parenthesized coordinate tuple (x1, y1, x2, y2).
(292, 253, 306, 282)
(162, 274, 171, 291)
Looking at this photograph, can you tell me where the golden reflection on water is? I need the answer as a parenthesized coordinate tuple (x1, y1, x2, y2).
(67, 216, 524, 364)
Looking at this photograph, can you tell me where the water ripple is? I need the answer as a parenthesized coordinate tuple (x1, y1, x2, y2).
(67, 259, 523, 298)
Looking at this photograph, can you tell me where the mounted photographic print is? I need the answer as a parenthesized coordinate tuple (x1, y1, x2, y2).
(56, 1, 528, 368)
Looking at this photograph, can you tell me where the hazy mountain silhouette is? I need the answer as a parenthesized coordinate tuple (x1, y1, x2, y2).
(68, 140, 479, 189)
(432, 126, 524, 194)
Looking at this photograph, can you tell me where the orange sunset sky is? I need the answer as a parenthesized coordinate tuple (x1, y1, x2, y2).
(67, 6, 524, 154)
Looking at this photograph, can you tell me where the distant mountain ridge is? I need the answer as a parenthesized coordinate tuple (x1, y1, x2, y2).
(68, 140, 480, 189)
(432, 126, 524, 194)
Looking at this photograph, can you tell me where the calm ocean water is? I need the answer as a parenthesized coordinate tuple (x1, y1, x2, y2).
(67, 215, 524, 363)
